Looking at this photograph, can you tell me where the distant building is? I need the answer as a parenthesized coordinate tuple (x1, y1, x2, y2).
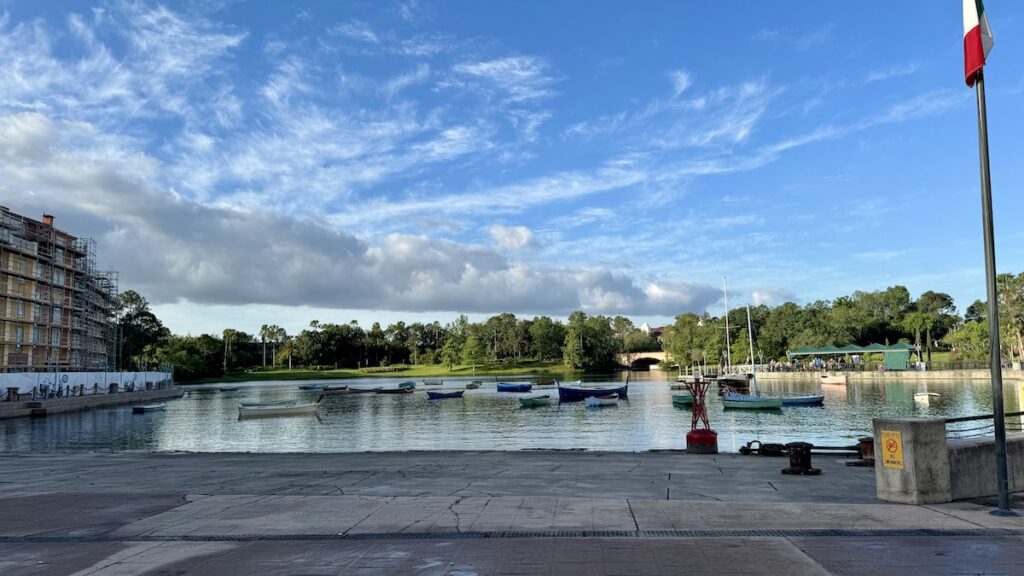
(0, 207, 118, 372)
(639, 322, 666, 338)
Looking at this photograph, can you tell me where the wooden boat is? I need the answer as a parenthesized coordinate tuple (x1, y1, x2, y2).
(820, 374, 847, 385)
(557, 381, 628, 402)
(671, 393, 694, 406)
(497, 382, 532, 393)
(238, 400, 296, 408)
(585, 394, 619, 407)
(131, 403, 166, 414)
(218, 387, 240, 392)
(465, 381, 482, 390)
(348, 386, 376, 394)
(375, 387, 414, 395)
(427, 390, 464, 400)
(780, 394, 825, 406)
(298, 384, 325, 390)
(323, 385, 349, 394)
(532, 377, 557, 387)
(722, 390, 783, 409)
(519, 394, 551, 407)
(397, 381, 417, 390)
(423, 379, 443, 386)
(238, 398, 320, 418)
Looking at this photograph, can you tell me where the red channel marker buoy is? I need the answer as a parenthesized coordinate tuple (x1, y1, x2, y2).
(685, 376, 718, 454)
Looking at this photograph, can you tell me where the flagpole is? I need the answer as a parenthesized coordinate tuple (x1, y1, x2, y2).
(973, 70, 1016, 517)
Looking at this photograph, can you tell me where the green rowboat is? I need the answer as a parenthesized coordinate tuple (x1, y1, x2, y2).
(519, 394, 552, 407)
(671, 393, 694, 406)
(397, 381, 416, 390)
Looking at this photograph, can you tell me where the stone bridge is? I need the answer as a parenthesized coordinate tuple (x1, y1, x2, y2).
(615, 350, 668, 368)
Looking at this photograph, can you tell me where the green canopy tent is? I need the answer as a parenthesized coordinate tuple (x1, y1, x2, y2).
(786, 343, 921, 371)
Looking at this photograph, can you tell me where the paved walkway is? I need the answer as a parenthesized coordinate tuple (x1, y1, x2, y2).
(1, 451, 1021, 575)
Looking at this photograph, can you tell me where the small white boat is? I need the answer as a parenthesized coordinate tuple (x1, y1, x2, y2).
(914, 392, 940, 404)
(238, 400, 298, 408)
(585, 394, 619, 407)
(238, 399, 320, 418)
(820, 374, 847, 385)
(131, 404, 166, 414)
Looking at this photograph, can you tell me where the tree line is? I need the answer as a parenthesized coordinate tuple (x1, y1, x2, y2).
(114, 276, 1024, 380)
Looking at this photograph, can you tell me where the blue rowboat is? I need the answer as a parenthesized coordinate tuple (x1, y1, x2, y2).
(780, 394, 825, 406)
(497, 382, 532, 393)
(722, 390, 782, 409)
(427, 390, 465, 400)
(557, 381, 628, 402)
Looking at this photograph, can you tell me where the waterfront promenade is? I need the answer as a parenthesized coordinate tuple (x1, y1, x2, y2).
(1, 451, 1022, 575)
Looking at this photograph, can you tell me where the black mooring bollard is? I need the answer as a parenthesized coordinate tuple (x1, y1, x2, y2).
(782, 442, 821, 475)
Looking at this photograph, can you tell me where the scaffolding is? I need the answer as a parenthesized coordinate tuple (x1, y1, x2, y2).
(0, 206, 118, 372)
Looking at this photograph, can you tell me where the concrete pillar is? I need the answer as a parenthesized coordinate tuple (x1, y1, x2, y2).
(873, 417, 951, 504)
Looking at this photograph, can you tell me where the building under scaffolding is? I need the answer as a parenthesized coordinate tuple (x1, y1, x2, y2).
(0, 207, 118, 372)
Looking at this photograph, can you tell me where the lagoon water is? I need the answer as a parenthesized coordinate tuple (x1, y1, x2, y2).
(3, 373, 1023, 453)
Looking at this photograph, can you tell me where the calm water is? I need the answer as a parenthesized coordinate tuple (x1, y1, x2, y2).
(3, 373, 1023, 453)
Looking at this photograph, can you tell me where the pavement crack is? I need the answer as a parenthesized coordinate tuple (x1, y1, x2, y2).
(625, 499, 640, 531)
(921, 505, 989, 529)
(447, 496, 465, 532)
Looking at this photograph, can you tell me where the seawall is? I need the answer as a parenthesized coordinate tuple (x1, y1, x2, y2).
(0, 386, 186, 420)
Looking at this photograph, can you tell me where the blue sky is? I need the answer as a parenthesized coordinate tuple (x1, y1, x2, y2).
(1, 1, 1022, 336)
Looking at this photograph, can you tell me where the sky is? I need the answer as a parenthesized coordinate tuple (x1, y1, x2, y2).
(1, 1, 1023, 337)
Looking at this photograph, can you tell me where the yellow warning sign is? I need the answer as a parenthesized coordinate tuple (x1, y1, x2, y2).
(880, 430, 904, 469)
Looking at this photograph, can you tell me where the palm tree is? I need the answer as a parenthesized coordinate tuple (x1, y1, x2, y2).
(259, 324, 270, 367)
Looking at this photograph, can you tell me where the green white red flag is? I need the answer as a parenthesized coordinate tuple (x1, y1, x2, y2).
(963, 0, 994, 86)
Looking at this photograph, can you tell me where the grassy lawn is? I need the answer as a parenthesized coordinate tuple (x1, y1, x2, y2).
(187, 360, 583, 384)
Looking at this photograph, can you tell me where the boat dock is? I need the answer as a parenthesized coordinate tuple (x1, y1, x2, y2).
(1, 450, 1020, 575)
(0, 385, 184, 420)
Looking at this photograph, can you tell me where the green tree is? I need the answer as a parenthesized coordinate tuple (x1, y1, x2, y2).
(461, 334, 486, 371)
(529, 316, 565, 361)
(115, 290, 169, 370)
(563, 311, 616, 369)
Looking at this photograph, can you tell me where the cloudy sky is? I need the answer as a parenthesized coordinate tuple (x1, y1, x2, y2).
(2, 1, 1023, 336)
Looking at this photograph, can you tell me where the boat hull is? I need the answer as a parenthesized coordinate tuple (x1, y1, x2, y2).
(132, 404, 166, 414)
(238, 404, 318, 418)
(427, 390, 465, 399)
(781, 394, 824, 406)
(497, 383, 533, 393)
(375, 387, 414, 395)
(671, 394, 694, 406)
(557, 383, 628, 402)
(722, 398, 783, 409)
(585, 395, 619, 407)
(519, 395, 551, 407)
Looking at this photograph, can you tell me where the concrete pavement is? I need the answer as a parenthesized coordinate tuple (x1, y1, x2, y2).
(0, 451, 1022, 575)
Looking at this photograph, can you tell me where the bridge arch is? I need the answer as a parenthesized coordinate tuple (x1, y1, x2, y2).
(615, 351, 668, 370)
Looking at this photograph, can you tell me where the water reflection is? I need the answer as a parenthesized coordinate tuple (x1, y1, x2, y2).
(1, 373, 1020, 452)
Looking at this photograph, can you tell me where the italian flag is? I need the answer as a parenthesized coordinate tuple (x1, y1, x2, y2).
(963, 0, 994, 86)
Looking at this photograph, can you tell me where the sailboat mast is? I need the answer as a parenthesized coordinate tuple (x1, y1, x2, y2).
(723, 278, 731, 370)
(746, 303, 758, 396)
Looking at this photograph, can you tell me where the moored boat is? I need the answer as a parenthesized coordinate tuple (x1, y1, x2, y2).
(427, 390, 465, 400)
(423, 379, 443, 386)
(557, 381, 628, 402)
(716, 373, 752, 389)
(671, 393, 694, 406)
(518, 394, 551, 407)
(131, 403, 166, 414)
(820, 374, 847, 385)
(397, 381, 417, 390)
(532, 377, 557, 387)
(298, 384, 325, 390)
(497, 382, 532, 393)
(722, 390, 782, 410)
(238, 398, 320, 418)
(780, 394, 825, 406)
(585, 394, 619, 407)
(465, 381, 482, 390)
(375, 387, 414, 395)
(238, 400, 296, 408)
(323, 385, 349, 394)
(348, 387, 377, 394)
(218, 387, 240, 392)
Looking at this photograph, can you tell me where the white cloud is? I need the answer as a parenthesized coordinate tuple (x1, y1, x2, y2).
(330, 20, 379, 43)
(668, 69, 692, 97)
(865, 63, 920, 84)
(751, 287, 796, 306)
(489, 225, 535, 250)
(451, 56, 556, 103)
(753, 25, 834, 51)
